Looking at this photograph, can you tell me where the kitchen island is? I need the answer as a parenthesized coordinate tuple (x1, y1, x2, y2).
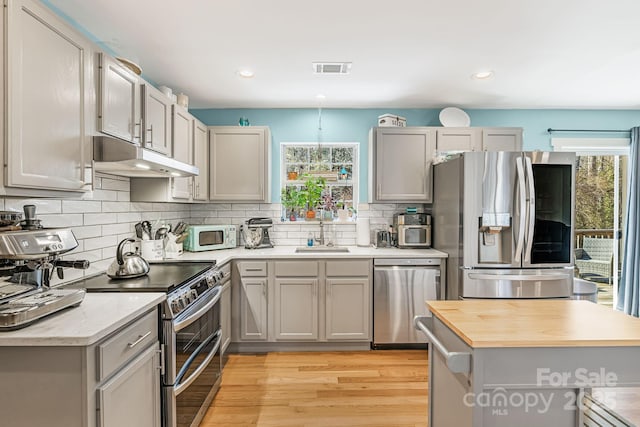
(418, 300, 640, 427)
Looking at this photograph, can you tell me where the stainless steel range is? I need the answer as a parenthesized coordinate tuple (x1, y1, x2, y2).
(67, 260, 227, 427)
(0, 227, 89, 330)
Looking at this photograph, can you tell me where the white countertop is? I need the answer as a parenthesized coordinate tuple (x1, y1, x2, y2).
(0, 293, 165, 347)
(165, 245, 447, 266)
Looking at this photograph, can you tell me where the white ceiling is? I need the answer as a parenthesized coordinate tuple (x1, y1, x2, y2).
(48, 0, 640, 109)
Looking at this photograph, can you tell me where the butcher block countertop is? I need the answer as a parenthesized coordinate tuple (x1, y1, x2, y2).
(426, 300, 640, 348)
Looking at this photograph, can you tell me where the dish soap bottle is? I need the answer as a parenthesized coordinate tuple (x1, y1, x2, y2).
(307, 232, 314, 247)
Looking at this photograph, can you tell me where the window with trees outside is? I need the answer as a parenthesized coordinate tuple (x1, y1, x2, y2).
(280, 142, 358, 222)
(552, 137, 630, 309)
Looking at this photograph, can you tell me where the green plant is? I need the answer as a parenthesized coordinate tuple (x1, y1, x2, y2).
(281, 186, 305, 220)
(300, 174, 326, 211)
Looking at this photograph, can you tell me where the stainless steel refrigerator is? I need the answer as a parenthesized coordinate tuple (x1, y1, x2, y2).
(433, 151, 576, 299)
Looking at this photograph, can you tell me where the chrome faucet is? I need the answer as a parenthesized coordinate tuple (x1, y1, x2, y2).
(315, 221, 325, 246)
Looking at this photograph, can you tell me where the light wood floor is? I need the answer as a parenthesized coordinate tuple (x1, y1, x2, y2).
(200, 350, 429, 427)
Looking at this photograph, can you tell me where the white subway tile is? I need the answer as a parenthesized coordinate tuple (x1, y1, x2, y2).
(93, 176, 102, 190)
(84, 213, 114, 225)
(226, 210, 247, 217)
(62, 200, 102, 213)
(102, 201, 131, 213)
(71, 225, 102, 239)
(39, 213, 84, 228)
(102, 223, 132, 236)
(117, 191, 130, 202)
(116, 212, 142, 223)
(5, 199, 62, 214)
(84, 235, 118, 251)
(92, 189, 118, 201)
(130, 202, 154, 212)
(232, 203, 260, 210)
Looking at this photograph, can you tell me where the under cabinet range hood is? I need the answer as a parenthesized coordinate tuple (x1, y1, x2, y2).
(93, 136, 199, 178)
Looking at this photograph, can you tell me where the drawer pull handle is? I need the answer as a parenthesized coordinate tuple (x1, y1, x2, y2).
(245, 268, 263, 271)
(128, 331, 152, 348)
(414, 316, 471, 375)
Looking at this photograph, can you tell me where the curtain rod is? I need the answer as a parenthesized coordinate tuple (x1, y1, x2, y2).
(547, 128, 630, 133)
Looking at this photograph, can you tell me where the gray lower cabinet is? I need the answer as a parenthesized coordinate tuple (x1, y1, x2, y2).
(221, 282, 232, 354)
(325, 260, 372, 341)
(0, 308, 160, 427)
(97, 343, 161, 427)
(273, 277, 319, 340)
(233, 261, 269, 341)
(231, 259, 371, 344)
(325, 277, 370, 340)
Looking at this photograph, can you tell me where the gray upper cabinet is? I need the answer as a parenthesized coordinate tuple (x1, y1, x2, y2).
(171, 105, 193, 200)
(98, 53, 141, 143)
(209, 126, 271, 202)
(192, 119, 209, 201)
(141, 83, 172, 156)
(370, 127, 436, 203)
(481, 127, 523, 151)
(436, 127, 483, 152)
(4, 0, 93, 192)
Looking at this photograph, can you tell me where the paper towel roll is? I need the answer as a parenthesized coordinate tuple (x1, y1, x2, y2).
(356, 218, 370, 247)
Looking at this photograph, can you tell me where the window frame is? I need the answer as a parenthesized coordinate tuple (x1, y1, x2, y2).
(280, 141, 359, 221)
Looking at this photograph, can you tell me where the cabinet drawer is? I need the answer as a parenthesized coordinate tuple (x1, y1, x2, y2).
(275, 261, 318, 277)
(97, 309, 158, 381)
(326, 260, 371, 277)
(238, 261, 267, 277)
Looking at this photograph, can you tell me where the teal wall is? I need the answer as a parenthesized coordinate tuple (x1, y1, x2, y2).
(191, 108, 640, 202)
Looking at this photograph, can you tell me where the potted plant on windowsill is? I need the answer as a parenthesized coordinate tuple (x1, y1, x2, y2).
(300, 174, 326, 220)
(281, 186, 303, 221)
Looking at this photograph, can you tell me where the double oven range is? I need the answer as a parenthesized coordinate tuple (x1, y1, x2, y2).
(69, 261, 226, 427)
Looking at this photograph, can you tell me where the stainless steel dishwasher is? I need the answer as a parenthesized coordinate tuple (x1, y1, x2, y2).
(373, 258, 443, 348)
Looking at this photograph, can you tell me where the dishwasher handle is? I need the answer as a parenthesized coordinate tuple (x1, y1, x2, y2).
(374, 266, 440, 276)
(414, 315, 471, 375)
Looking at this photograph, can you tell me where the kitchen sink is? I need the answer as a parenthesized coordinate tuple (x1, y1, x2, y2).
(295, 246, 350, 253)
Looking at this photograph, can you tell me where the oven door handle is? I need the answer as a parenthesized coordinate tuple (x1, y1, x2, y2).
(174, 329, 221, 396)
(173, 286, 222, 333)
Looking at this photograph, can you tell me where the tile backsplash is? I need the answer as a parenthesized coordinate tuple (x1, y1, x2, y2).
(0, 173, 427, 284)
(0, 173, 190, 286)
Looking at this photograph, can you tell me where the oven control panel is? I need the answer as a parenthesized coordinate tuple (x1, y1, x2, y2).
(166, 269, 221, 317)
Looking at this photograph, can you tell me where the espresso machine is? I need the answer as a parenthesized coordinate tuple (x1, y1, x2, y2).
(0, 206, 89, 330)
(240, 217, 274, 249)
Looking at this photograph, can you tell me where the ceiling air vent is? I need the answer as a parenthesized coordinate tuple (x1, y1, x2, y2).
(312, 62, 352, 75)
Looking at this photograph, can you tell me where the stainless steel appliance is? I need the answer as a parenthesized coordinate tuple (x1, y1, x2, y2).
(184, 224, 237, 252)
(433, 151, 576, 300)
(67, 261, 227, 427)
(240, 217, 273, 249)
(0, 227, 89, 330)
(373, 258, 442, 347)
(393, 213, 432, 248)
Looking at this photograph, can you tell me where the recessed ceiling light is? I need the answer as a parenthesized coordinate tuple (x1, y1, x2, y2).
(472, 70, 494, 80)
(170, 172, 181, 177)
(237, 69, 255, 78)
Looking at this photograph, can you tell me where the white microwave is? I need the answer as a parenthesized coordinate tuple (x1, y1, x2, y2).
(184, 225, 236, 251)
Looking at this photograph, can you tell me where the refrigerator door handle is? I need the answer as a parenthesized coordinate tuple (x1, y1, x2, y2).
(524, 156, 536, 263)
(468, 273, 569, 281)
(514, 156, 526, 262)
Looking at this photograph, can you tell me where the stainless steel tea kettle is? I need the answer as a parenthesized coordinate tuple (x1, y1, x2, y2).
(107, 238, 150, 279)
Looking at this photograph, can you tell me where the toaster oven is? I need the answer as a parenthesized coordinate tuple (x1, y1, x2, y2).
(394, 213, 431, 248)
